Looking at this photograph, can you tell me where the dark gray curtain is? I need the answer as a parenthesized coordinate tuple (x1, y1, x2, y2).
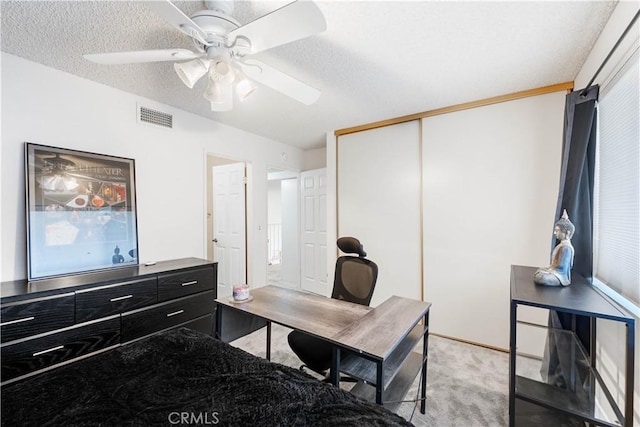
(554, 86, 599, 351)
(554, 86, 599, 280)
(541, 86, 598, 388)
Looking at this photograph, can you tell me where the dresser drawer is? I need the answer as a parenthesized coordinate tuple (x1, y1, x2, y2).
(121, 291, 215, 342)
(1, 293, 75, 343)
(75, 278, 157, 323)
(179, 313, 215, 337)
(1, 316, 120, 383)
(157, 267, 214, 302)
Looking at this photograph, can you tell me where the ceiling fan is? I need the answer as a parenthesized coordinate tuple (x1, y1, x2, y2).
(84, 0, 326, 112)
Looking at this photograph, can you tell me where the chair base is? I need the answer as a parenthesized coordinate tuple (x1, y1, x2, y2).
(299, 364, 358, 384)
(321, 375, 359, 384)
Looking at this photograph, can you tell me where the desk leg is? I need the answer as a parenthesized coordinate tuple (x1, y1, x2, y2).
(330, 347, 340, 386)
(508, 301, 517, 427)
(266, 322, 272, 361)
(625, 321, 635, 427)
(588, 317, 596, 423)
(215, 304, 222, 340)
(570, 314, 576, 392)
(376, 361, 383, 405)
(421, 311, 429, 414)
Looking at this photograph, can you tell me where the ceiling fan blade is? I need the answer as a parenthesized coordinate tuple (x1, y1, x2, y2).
(146, 0, 210, 46)
(239, 59, 320, 105)
(228, 1, 326, 55)
(84, 49, 201, 65)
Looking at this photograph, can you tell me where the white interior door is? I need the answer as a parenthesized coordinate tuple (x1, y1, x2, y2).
(212, 162, 246, 298)
(300, 168, 327, 295)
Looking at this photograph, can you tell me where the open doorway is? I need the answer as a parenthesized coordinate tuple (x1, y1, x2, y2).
(207, 154, 248, 298)
(267, 168, 300, 288)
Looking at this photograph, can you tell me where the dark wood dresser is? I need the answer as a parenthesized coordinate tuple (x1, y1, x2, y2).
(1, 257, 217, 385)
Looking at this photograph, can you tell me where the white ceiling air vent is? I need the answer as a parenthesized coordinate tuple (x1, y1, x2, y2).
(138, 105, 173, 128)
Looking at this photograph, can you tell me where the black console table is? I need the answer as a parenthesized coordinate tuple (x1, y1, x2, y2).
(1, 258, 217, 385)
(509, 265, 635, 427)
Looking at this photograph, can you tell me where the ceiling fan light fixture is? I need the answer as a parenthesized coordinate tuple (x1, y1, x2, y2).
(235, 72, 257, 100)
(174, 58, 210, 89)
(203, 79, 223, 103)
(209, 58, 235, 85)
(210, 84, 234, 112)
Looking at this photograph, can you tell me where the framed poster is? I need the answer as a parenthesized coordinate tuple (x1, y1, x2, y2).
(25, 143, 139, 280)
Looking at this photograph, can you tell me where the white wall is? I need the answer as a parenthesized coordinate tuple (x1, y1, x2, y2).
(267, 180, 282, 226)
(325, 133, 338, 297)
(575, 2, 639, 89)
(303, 147, 327, 171)
(573, 2, 640, 425)
(280, 178, 300, 287)
(1, 53, 304, 285)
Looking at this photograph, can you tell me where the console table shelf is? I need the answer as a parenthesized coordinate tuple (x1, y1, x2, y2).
(509, 265, 635, 427)
(517, 375, 589, 414)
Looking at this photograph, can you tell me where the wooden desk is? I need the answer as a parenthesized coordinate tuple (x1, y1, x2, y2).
(215, 286, 431, 413)
(218, 285, 371, 339)
(332, 295, 431, 413)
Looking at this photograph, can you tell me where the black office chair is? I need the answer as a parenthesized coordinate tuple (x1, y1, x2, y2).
(287, 237, 378, 380)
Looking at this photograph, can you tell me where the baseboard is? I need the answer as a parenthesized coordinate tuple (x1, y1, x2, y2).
(429, 332, 509, 353)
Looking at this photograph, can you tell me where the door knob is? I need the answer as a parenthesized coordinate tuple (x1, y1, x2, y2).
(212, 238, 218, 243)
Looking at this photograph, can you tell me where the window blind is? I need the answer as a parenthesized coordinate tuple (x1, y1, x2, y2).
(594, 48, 640, 305)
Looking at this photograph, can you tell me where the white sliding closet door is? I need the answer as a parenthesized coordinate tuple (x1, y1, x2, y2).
(337, 121, 421, 306)
(422, 92, 565, 349)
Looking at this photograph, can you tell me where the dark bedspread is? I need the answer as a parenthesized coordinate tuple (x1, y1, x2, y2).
(1, 328, 412, 426)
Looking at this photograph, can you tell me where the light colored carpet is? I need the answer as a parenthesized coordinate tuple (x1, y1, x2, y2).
(230, 324, 509, 426)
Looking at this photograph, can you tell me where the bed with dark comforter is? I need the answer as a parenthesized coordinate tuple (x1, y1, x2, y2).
(1, 327, 412, 426)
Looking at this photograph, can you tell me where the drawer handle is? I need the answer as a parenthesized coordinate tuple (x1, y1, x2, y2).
(181, 281, 197, 287)
(110, 294, 133, 302)
(1, 316, 35, 327)
(167, 310, 185, 317)
(33, 345, 64, 357)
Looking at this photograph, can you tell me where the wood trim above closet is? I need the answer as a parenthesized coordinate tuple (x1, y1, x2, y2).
(334, 81, 574, 136)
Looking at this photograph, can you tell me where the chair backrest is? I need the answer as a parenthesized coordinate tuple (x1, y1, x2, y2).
(331, 237, 378, 306)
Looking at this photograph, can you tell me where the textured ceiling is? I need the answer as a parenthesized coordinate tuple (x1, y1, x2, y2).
(1, 1, 617, 150)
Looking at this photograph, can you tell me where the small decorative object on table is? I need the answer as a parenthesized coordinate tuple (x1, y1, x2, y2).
(232, 284, 251, 302)
(534, 209, 575, 286)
